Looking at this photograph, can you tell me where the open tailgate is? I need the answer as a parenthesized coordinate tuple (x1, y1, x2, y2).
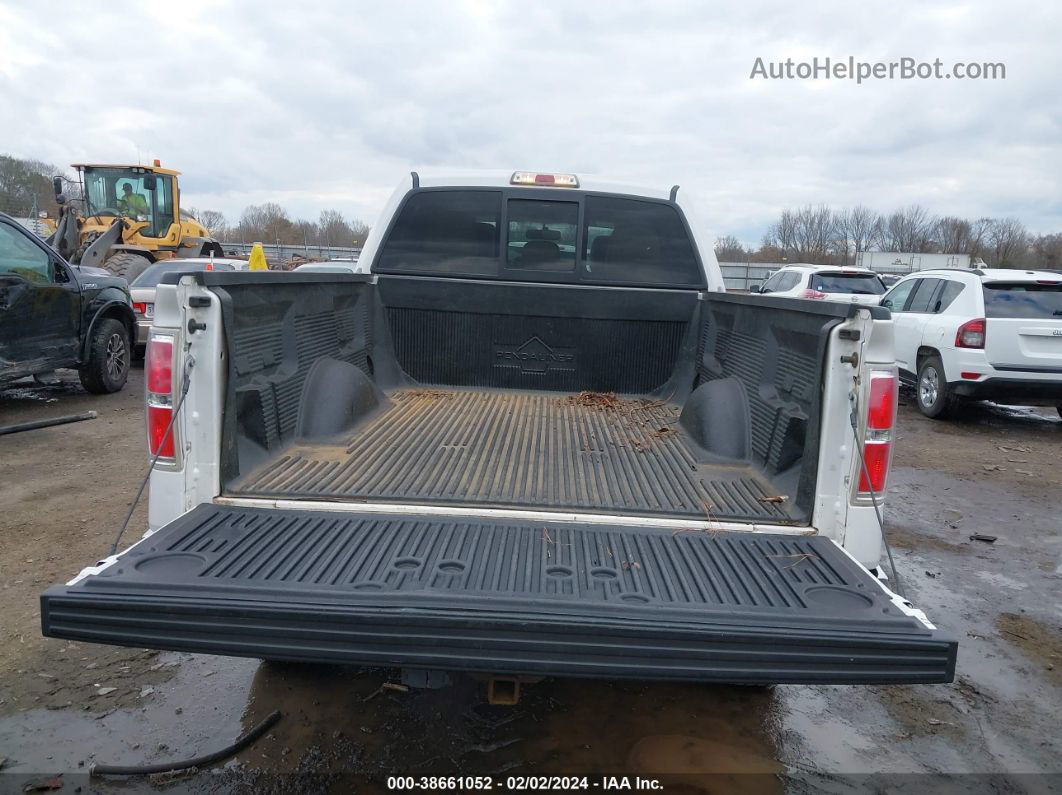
(42, 504, 956, 684)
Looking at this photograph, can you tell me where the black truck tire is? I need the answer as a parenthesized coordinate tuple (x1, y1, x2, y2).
(79, 318, 130, 394)
(916, 355, 959, 419)
(105, 251, 152, 283)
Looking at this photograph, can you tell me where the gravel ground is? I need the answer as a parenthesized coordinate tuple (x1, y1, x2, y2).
(0, 371, 1059, 792)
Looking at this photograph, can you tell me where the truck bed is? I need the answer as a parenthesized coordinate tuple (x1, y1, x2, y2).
(42, 504, 956, 683)
(230, 388, 798, 522)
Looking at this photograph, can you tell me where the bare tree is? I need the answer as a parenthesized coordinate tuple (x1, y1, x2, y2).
(984, 218, 1029, 267)
(847, 206, 881, 258)
(350, 218, 370, 246)
(239, 202, 294, 244)
(192, 209, 228, 238)
(934, 216, 975, 254)
(293, 219, 318, 246)
(763, 209, 797, 260)
(968, 217, 994, 261)
(1031, 233, 1062, 271)
(714, 235, 747, 261)
(750, 244, 786, 263)
(318, 209, 354, 247)
(792, 204, 835, 263)
(0, 154, 71, 217)
(878, 205, 937, 252)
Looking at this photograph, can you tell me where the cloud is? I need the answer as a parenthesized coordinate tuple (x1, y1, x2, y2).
(1, 1, 1058, 243)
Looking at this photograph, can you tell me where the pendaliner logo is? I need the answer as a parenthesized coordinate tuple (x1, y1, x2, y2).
(494, 336, 576, 374)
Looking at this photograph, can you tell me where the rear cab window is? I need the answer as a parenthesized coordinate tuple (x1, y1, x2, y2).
(809, 272, 885, 295)
(982, 282, 1062, 318)
(375, 188, 705, 288)
(506, 200, 578, 272)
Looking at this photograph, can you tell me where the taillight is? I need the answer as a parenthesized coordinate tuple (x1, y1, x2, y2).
(799, 288, 827, 299)
(145, 335, 176, 460)
(955, 318, 985, 349)
(132, 302, 147, 315)
(858, 371, 897, 497)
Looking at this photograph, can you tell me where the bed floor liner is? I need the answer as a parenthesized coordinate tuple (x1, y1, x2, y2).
(229, 389, 800, 522)
(42, 504, 956, 684)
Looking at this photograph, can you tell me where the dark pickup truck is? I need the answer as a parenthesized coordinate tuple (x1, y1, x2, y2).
(1, 212, 134, 393)
(41, 172, 956, 685)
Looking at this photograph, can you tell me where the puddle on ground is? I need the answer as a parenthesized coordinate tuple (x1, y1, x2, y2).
(0, 653, 256, 777)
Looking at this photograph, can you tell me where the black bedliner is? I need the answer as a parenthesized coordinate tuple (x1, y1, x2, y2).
(230, 388, 800, 522)
(42, 504, 956, 684)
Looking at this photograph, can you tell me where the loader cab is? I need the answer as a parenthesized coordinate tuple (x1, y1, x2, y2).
(79, 165, 179, 241)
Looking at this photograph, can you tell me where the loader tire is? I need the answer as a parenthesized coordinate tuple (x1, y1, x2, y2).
(104, 251, 152, 283)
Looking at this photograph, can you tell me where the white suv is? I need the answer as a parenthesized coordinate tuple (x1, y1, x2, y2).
(881, 268, 1062, 418)
(756, 264, 886, 306)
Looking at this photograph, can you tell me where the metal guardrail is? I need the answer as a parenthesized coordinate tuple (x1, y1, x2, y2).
(719, 262, 784, 291)
(720, 260, 921, 290)
(220, 242, 362, 263)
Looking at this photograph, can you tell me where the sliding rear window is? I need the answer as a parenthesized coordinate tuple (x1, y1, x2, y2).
(983, 282, 1062, 318)
(582, 196, 702, 287)
(376, 189, 704, 288)
(809, 272, 885, 295)
(376, 190, 501, 276)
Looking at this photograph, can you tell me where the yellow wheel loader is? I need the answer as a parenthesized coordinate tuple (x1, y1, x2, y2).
(48, 161, 223, 282)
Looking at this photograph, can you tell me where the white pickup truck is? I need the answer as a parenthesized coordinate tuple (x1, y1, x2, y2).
(42, 171, 956, 685)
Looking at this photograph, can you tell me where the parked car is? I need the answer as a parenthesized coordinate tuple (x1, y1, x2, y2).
(755, 264, 887, 305)
(43, 171, 956, 686)
(128, 259, 237, 351)
(882, 268, 1062, 418)
(293, 260, 360, 274)
(0, 211, 135, 393)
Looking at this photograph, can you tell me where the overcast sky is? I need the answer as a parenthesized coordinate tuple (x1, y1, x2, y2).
(2, 1, 1059, 244)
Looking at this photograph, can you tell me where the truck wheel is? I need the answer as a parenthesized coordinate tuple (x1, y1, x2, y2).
(916, 355, 958, 419)
(105, 251, 152, 283)
(79, 318, 130, 394)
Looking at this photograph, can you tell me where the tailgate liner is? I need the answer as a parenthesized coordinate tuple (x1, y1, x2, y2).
(42, 505, 956, 684)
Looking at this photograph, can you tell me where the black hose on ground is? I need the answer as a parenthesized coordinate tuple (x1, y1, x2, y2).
(0, 411, 97, 435)
(90, 709, 282, 776)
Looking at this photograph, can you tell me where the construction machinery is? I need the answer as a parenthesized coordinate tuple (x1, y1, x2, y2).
(48, 160, 223, 282)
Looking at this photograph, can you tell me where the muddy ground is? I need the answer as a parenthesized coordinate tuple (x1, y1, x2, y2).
(0, 371, 1059, 793)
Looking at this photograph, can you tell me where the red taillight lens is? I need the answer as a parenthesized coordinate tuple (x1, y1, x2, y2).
(145, 335, 176, 460)
(858, 371, 897, 497)
(955, 318, 985, 349)
(859, 442, 891, 494)
(133, 302, 147, 314)
(147, 404, 175, 458)
(146, 337, 173, 394)
(866, 370, 897, 431)
(799, 288, 827, 299)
